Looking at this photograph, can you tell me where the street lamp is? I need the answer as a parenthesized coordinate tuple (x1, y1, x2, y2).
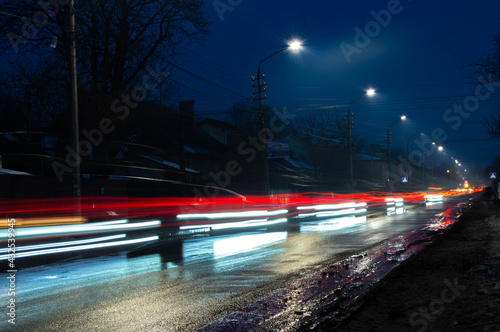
(386, 115, 406, 184)
(253, 40, 302, 193)
(289, 40, 302, 51)
(347, 89, 376, 190)
(406, 132, 422, 191)
(429, 144, 445, 187)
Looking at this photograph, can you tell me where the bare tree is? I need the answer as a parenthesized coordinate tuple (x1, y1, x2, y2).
(294, 108, 348, 147)
(482, 104, 500, 137)
(0, 0, 210, 169)
(291, 108, 350, 184)
(468, 34, 500, 137)
(470, 35, 500, 81)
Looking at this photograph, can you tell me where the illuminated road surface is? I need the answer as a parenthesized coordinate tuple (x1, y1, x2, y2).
(0, 195, 473, 331)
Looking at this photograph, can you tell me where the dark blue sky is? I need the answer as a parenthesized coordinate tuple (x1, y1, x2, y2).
(174, 0, 500, 171)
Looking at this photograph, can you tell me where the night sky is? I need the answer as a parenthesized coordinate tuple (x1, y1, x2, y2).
(174, 0, 500, 172)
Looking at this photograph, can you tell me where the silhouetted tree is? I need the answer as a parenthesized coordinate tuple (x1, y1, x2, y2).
(469, 34, 500, 137)
(0, 0, 210, 174)
(292, 108, 351, 183)
(294, 108, 347, 147)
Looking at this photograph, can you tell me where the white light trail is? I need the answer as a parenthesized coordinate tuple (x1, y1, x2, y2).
(424, 195, 444, 202)
(0, 234, 127, 253)
(177, 209, 288, 220)
(298, 208, 367, 218)
(0, 220, 161, 239)
(0, 236, 159, 260)
(297, 202, 366, 210)
(301, 216, 367, 232)
(179, 218, 287, 231)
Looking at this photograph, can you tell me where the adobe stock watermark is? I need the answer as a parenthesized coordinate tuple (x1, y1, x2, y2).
(408, 278, 466, 331)
(213, 0, 243, 22)
(51, 65, 169, 182)
(6, 218, 17, 325)
(340, 0, 404, 64)
(189, 107, 295, 205)
(389, 75, 500, 183)
(8, 0, 68, 54)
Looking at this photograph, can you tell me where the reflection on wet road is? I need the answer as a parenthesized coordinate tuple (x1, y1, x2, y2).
(0, 194, 473, 331)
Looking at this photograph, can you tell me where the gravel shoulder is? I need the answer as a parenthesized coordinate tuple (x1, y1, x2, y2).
(314, 198, 500, 332)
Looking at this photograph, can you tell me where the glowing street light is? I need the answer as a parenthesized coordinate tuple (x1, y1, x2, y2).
(430, 144, 445, 187)
(288, 40, 302, 51)
(386, 115, 406, 187)
(253, 39, 303, 193)
(406, 132, 423, 191)
(347, 89, 376, 190)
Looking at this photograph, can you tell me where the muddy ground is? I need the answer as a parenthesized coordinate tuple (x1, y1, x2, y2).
(314, 198, 500, 332)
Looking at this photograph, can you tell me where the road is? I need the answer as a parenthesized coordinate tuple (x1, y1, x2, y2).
(1, 194, 474, 331)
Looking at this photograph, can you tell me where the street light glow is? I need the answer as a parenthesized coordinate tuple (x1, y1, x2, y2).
(401, 115, 407, 120)
(347, 88, 376, 190)
(256, 40, 303, 192)
(438, 146, 444, 151)
(288, 40, 302, 51)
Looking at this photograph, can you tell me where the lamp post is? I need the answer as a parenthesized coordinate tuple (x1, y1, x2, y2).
(429, 144, 444, 187)
(406, 132, 421, 191)
(386, 115, 406, 184)
(69, 0, 81, 215)
(436, 145, 444, 187)
(253, 40, 302, 193)
(347, 89, 375, 190)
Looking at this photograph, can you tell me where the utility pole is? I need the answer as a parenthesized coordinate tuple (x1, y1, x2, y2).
(251, 42, 302, 194)
(386, 129, 392, 181)
(385, 116, 405, 189)
(345, 90, 375, 191)
(422, 151, 425, 188)
(435, 159, 437, 187)
(430, 154, 433, 187)
(252, 67, 269, 193)
(347, 107, 353, 190)
(69, 0, 81, 214)
(406, 140, 410, 191)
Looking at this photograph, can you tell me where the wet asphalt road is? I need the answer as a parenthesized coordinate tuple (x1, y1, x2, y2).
(1, 195, 474, 331)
